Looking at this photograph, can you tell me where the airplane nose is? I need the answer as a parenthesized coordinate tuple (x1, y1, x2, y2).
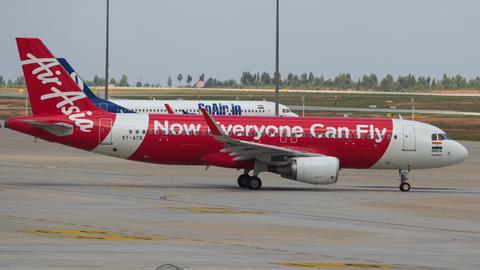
(451, 141, 468, 163)
(458, 143, 469, 162)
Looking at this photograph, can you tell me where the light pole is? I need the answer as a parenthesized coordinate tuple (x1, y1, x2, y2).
(104, 0, 110, 100)
(274, 0, 280, 116)
(411, 97, 415, 120)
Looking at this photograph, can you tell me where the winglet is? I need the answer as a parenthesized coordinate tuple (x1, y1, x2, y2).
(200, 108, 225, 136)
(165, 103, 174, 114)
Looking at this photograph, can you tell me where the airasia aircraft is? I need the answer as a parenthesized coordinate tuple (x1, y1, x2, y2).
(6, 38, 468, 192)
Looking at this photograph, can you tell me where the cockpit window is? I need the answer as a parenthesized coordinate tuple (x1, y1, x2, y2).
(432, 133, 448, 141)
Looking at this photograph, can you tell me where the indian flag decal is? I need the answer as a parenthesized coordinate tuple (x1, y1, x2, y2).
(432, 141, 443, 154)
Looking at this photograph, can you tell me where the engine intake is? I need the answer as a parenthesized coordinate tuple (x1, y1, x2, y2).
(275, 156, 340, 185)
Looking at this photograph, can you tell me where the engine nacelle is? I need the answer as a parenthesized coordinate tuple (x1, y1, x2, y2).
(275, 156, 340, 185)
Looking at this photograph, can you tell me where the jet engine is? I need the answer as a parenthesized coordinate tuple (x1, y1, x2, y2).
(274, 156, 340, 185)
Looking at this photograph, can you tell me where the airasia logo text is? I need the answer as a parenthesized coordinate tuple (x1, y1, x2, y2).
(21, 53, 94, 132)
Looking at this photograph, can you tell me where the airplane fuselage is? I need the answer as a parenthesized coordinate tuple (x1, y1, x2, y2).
(112, 99, 298, 117)
(7, 114, 467, 171)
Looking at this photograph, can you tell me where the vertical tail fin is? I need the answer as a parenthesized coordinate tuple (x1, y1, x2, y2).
(16, 37, 100, 116)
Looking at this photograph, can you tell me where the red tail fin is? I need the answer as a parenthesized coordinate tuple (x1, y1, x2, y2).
(165, 103, 175, 114)
(16, 37, 100, 117)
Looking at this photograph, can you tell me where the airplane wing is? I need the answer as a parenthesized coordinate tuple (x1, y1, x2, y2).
(23, 120, 73, 137)
(200, 109, 321, 164)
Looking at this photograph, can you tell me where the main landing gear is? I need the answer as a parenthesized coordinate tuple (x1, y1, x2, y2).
(399, 169, 411, 192)
(237, 170, 262, 190)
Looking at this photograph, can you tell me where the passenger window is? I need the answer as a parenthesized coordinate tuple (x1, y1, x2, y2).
(432, 134, 438, 141)
(129, 130, 132, 134)
(136, 130, 139, 134)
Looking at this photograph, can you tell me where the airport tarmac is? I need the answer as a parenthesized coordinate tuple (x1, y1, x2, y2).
(0, 128, 479, 270)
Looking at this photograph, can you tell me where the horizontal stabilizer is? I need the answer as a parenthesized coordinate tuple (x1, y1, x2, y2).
(23, 120, 73, 137)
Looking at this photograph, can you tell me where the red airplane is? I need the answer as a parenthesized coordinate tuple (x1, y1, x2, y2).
(6, 38, 468, 192)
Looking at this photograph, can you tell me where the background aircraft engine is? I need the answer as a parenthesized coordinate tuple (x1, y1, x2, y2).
(275, 156, 340, 185)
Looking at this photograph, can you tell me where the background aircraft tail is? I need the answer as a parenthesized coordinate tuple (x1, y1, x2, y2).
(57, 57, 134, 113)
(57, 58, 98, 100)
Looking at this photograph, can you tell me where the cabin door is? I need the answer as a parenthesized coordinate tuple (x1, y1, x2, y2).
(402, 125, 416, 151)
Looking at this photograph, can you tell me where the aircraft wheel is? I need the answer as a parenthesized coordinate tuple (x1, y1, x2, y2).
(248, 176, 262, 190)
(237, 174, 250, 188)
(399, 182, 411, 192)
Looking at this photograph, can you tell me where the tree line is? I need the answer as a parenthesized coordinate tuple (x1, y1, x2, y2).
(0, 75, 25, 86)
(205, 72, 480, 91)
(2, 72, 480, 91)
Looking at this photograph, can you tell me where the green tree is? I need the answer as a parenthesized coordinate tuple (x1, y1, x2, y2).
(286, 73, 294, 86)
(167, 76, 173, 87)
(109, 77, 117, 86)
(441, 74, 454, 89)
(255, 72, 261, 85)
(186, 75, 193, 86)
(453, 74, 467, 89)
(334, 73, 353, 89)
(119, 75, 129, 87)
(314, 75, 325, 88)
(417, 76, 428, 90)
(307, 72, 315, 85)
(358, 74, 377, 90)
(136, 81, 142, 87)
(93, 75, 105, 86)
(379, 74, 395, 91)
(300, 73, 308, 84)
(260, 72, 271, 85)
(397, 74, 416, 90)
(240, 72, 254, 85)
(199, 73, 205, 81)
(177, 73, 183, 85)
(0, 76, 4, 85)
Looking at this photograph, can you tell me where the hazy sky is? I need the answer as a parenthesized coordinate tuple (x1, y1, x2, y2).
(2, 0, 480, 84)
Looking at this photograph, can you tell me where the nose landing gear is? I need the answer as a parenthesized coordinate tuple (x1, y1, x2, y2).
(399, 169, 411, 192)
(237, 170, 262, 190)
